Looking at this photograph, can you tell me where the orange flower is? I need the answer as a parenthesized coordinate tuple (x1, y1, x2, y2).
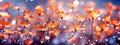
(47, 21, 58, 29)
(112, 5, 117, 10)
(35, 6, 44, 15)
(56, 10, 67, 17)
(66, 28, 75, 33)
(51, 21, 58, 29)
(72, 24, 84, 31)
(34, 24, 40, 30)
(107, 28, 114, 36)
(24, 38, 33, 45)
(29, 32, 36, 37)
(106, 2, 112, 9)
(96, 32, 104, 39)
(23, 30, 29, 34)
(35, 24, 48, 31)
(107, 9, 113, 15)
(103, 15, 111, 23)
(87, 10, 100, 20)
(96, 32, 101, 38)
(49, 29, 60, 36)
(0, 21, 9, 27)
(76, 15, 85, 22)
(99, 23, 107, 30)
(111, 19, 118, 26)
(18, 31, 22, 35)
(4, 29, 14, 34)
(0, 2, 11, 10)
(47, 22, 51, 28)
(29, 15, 34, 20)
(24, 9, 30, 14)
(39, 26, 48, 31)
(3, 22, 9, 27)
(0, 12, 10, 22)
(21, 22, 27, 26)
(95, 26, 101, 32)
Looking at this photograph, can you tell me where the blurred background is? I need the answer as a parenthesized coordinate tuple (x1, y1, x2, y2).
(0, 0, 119, 15)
